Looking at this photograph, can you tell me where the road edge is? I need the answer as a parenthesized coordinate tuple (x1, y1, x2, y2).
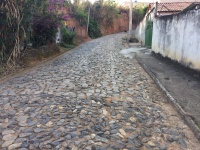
(0, 42, 86, 84)
(136, 54, 200, 142)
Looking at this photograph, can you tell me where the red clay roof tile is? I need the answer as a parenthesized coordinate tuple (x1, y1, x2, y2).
(149, 2, 193, 12)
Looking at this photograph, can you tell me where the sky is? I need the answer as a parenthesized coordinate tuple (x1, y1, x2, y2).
(89, 0, 154, 3)
(70, 0, 156, 4)
(86, 0, 200, 4)
(85, 0, 156, 4)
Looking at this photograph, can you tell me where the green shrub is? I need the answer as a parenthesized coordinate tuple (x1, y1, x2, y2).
(61, 27, 76, 44)
(88, 19, 102, 39)
(132, 6, 148, 24)
(32, 13, 60, 47)
(75, 8, 87, 26)
(59, 42, 75, 49)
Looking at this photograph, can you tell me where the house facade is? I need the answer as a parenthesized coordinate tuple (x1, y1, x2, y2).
(134, 2, 200, 70)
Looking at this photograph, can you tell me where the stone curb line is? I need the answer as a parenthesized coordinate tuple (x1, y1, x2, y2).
(136, 54, 200, 142)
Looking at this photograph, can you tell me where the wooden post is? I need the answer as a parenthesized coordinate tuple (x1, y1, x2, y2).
(129, 0, 133, 40)
(87, 7, 90, 35)
(155, 1, 158, 17)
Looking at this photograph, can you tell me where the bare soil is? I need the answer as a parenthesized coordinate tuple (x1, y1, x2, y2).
(137, 50, 200, 128)
(0, 44, 64, 80)
(135, 58, 200, 149)
(0, 36, 91, 81)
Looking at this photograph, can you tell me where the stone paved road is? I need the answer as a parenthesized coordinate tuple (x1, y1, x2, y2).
(0, 33, 199, 150)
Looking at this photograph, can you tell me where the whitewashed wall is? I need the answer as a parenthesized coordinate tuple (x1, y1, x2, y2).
(56, 28, 61, 44)
(159, 0, 200, 2)
(152, 9, 200, 70)
(134, 17, 146, 45)
(134, 11, 154, 46)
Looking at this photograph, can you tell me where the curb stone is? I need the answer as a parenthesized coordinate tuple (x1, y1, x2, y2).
(136, 53, 200, 142)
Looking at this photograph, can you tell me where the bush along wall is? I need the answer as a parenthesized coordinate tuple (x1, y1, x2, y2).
(61, 27, 77, 45)
(88, 19, 102, 38)
(32, 13, 61, 47)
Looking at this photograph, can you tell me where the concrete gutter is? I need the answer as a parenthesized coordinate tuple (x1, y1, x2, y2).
(136, 53, 200, 142)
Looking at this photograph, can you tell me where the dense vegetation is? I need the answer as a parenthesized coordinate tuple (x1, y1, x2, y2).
(0, 0, 64, 65)
(0, 0, 147, 66)
(132, 5, 148, 24)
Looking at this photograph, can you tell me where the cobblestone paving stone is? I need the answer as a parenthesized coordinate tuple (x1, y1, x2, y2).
(0, 33, 199, 150)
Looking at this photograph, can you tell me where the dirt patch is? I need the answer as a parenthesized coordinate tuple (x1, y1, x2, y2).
(0, 37, 91, 81)
(74, 36, 92, 45)
(0, 44, 63, 79)
(152, 52, 200, 82)
(21, 44, 61, 66)
(134, 56, 200, 149)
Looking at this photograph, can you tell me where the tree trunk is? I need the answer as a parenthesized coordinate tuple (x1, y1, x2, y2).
(0, 0, 24, 65)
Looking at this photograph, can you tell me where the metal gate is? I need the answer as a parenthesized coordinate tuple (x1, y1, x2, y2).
(145, 21, 153, 48)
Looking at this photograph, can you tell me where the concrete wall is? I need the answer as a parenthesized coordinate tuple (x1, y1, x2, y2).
(158, 0, 200, 2)
(56, 28, 61, 43)
(152, 9, 200, 70)
(134, 17, 146, 45)
(134, 11, 154, 45)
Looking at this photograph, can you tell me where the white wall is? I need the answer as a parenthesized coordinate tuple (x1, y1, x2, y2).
(134, 10, 154, 46)
(56, 28, 61, 44)
(152, 9, 200, 70)
(158, 0, 200, 2)
(134, 17, 146, 45)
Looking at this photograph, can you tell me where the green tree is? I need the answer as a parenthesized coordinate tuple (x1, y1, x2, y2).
(88, 19, 102, 38)
(0, 0, 26, 65)
(132, 6, 148, 24)
(0, 0, 62, 65)
(75, 7, 87, 26)
(91, 0, 119, 27)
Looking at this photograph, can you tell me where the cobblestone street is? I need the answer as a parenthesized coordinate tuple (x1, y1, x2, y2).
(0, 33, 199, 150)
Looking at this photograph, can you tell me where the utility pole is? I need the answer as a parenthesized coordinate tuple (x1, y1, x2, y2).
(129, 0, 133, 40)
(154, 1, 158, 17)
(87, 7, 90, 36)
